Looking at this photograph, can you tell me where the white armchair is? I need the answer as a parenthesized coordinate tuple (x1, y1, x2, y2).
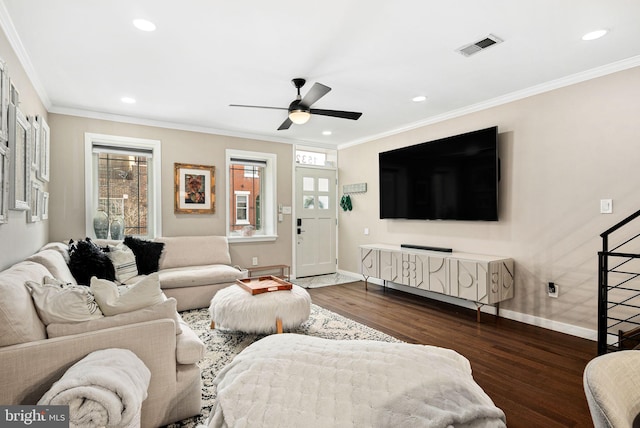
(584, 350, 640, 428)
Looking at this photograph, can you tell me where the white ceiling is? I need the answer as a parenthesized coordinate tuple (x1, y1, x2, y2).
(1, 1, 640, 148)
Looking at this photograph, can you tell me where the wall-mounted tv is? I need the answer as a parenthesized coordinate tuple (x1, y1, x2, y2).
(379, 126, 499, 221)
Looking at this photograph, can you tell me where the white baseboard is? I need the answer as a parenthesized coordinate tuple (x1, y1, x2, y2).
(339, 269, 597, 342)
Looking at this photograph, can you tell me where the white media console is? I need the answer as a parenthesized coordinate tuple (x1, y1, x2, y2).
(359, 244, 514, 321)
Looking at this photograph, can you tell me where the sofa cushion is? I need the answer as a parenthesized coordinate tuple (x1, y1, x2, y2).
(124, 236, 165, 275)
(106, 243, 138, 283)
(175, 315, 205, 364)
(39, 242, 71, 263)
(27, 249, 77, 286)
(156, 236, 231, 270)
(68, 238, 116, 285)
(47, 297, 182, 337)
(0, 261, 48, 346)
(25, 277, 104, 325)
(159, 264, 245, 289)
(91, 273, 165, 316)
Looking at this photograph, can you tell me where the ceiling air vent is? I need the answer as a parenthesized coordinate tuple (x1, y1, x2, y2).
(456, 34, 503, 57)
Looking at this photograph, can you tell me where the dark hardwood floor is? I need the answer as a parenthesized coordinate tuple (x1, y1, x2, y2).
(307, 281, 596, 428)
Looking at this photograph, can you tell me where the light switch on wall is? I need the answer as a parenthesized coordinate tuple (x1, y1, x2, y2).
(600, 199, 613, 214)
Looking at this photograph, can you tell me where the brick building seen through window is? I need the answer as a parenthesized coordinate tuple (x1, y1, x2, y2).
(97, 153, 148, 236)
(229, 164, 262, 234)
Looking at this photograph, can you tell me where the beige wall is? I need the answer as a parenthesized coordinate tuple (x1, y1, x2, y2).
(0, 27, 48, 270)
(337, 66, 640, 334)
(47, 114, 294, 269)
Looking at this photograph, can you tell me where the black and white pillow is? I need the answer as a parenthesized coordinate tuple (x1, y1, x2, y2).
(106, 243, 138, 283)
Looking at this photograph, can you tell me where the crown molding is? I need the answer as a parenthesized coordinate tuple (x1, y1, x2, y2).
(338, 55, 640, 150)
(0, 0, 51, 109)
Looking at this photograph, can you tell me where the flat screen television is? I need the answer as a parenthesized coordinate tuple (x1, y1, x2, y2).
(379, 126, 499, 221)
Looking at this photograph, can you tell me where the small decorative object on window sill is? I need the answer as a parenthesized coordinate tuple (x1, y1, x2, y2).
(110, 216, 124, 240)
(242, 225, 255, 237)
(93, 210, 109, 239)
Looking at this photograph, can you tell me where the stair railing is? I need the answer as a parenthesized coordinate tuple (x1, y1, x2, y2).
(598, 208, 640, 355)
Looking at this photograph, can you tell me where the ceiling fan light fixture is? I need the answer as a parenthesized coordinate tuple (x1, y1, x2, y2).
(289, 109, 311, 125)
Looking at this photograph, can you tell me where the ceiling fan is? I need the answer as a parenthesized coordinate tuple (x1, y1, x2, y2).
(230, 78, 362, 130)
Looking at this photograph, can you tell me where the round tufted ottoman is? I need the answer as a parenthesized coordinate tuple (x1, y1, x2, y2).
(209, 283, 311, 334)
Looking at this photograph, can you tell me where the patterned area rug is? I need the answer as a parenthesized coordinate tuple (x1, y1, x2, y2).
(168, 304, 400, 427)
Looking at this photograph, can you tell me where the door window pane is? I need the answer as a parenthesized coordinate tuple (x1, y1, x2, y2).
(318, 177, 329, 192)
(318, 196, 329, 210)
(303, 195, 315, 209)
(303, 177, 314, 191)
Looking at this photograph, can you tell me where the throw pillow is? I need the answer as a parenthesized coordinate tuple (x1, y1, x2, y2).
(123, 236, 165, 275)
(106, 243, 138, 283)
(68, 238, 116, 285)
(25, 276, 104, 325)
(46, 298, 182, 338)
(90, 273, 164, 316)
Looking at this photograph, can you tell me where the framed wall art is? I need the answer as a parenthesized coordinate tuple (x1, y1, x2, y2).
(0, 59, 8, 143)
(29, 115, 40, 173)
(36, 115, 50, 182)
(174, 163, 215, 214)
(41, 191, 49, 220)
(8, 104, 31, 211)
(27, 180, 42, 223)
(0, 144, 9, 224)
(9, 78, 19, 106)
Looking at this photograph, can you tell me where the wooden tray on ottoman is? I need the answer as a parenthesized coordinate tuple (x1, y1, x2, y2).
(236, 275, 293, 295)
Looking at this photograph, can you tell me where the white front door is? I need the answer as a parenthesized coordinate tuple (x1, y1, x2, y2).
(295, 166, 337, 278)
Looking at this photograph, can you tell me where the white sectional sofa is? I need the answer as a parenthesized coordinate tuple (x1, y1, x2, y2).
(0, 235, 243, 427)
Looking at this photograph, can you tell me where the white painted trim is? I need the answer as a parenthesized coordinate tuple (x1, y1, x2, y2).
(225, 149, 277, 240)
(0, 1, 51, 109)
(338, 268, 597, 341)
(84, 133, 162, 239)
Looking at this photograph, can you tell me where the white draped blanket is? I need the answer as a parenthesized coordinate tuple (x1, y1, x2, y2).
(208, 334, 506, 428)
(38, 348, 151, 428)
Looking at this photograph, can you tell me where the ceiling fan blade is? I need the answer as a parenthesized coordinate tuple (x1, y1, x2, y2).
(229, 104, 287, 111)
(300, 83, 331, 107)
(277, 117, 293, 130)
(310, 109, 362, 120)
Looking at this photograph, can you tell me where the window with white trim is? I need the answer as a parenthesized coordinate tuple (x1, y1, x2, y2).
(84, 133, 161, 239)
(226, 149, 277, 241)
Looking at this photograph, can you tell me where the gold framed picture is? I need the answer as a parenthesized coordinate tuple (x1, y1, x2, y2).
(174, 163, 215, 214)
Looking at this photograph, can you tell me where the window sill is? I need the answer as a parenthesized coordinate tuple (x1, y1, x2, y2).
(228, 234, 278, 244)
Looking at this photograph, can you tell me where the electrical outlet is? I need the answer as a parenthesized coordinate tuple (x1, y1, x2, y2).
(548, 282, 559, 298)
(252, 257, 258, 266)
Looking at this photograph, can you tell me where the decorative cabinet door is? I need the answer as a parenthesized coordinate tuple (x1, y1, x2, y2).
(428, 256, 448, 294)
(450, 259, 486, 302)
(360, 247, 379, 278)
(380, 250, 402, 283)
(499, 259, 515, 301)
(402, 253, 428, 288)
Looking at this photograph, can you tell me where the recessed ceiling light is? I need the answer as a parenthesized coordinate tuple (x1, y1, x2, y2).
(121, 97, 136, 104)
(133, 19, 156, 32)
(412, 95, 427, 102)
(582, 29, 608, 41)
(322, 130, 332, 136)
